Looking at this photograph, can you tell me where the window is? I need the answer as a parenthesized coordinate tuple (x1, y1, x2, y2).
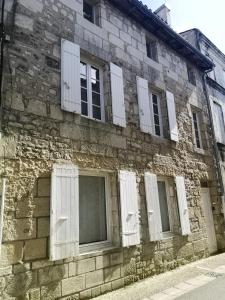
(83, 1, 95, 23)
(187, 65, 196, 86)
(79, 175, 107, 245)
(192, 111, 202, 149)
(213, 102, 225, 144)
(80, 61, 104, 121)
(151, 93, 163, 137)
(158, 180, 170, 232)
(146, 39, 158, 62)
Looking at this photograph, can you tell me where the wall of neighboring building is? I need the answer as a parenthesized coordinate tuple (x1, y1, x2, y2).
(0, 0, 223, 299)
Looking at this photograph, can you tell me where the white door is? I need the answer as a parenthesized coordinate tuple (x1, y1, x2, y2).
(200, 188, 217, 254)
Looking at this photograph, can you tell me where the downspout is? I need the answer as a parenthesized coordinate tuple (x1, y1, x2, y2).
(196, 30, 225, 215)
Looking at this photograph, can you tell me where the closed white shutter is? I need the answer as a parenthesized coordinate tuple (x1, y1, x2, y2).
(166, 91, 179, 142)
(212, 102, 225, 144)
(119, 171, 140, 247)
(137, 77, 153, 134)
(176, 176, 191, 235)
(0, 178, 6, 253)
(61, 39, 81, 114)
(110, 63, 126, 127)
(50, 164, 79, 261)
(144, 173, 162, 241)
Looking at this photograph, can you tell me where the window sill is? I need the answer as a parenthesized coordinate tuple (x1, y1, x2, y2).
(80, 114, 105, 124)
(144, 56, 162, 72)
(79, 241, 119, 258)
(161, 232, 175, 240)
(194, 147, 205, 155)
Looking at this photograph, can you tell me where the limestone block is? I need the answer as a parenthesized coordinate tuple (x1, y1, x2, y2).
(24, 239, 47, 261)
(60, 0, 82, 13)
(0, 265, 12, 276)
(32, 259, 54, 270)
(60, 123, 81, 140)
(13, 263, 30, 274)
(110, 252, 123, 266)
(109, 33, 124, 49)
(50, 105, 64, 121)
(61, 275, 85, 296)
(40, 282, 61, 299)
(112, 278, 124, 290)
(19, 0, 43, 13)
(3, 218, 36, 242)
(104, 266, 121, 282)
(29, 288, 40, 300)
(96, 255, 110, 270)
(0, 242, 23, 267)
(85, 270, 104, 288)
(39, 265, 68, 285)
(15, 14, 34, 31)
(33, 197, 50, 217)
(110, 135, 126, 149)
(37, 178, 50, 197)
(69, 262, 76, 277)
(80, 289, 92, 300)
(0, 136, 17, 158)
(77, 258, 95, 275)
(100, 282, 112, 294)
(37, 218, 49, 238)
(27, 100, 47, 117)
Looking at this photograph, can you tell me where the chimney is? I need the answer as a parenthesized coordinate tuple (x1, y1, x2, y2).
(154, 3, 171, 26)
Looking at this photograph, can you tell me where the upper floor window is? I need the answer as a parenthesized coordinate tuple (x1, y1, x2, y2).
(151, 93, 163, 137)
(146, 38, 158, 62)
(192, 111, 202, 149)
(187, 65, 196, 86)
(83, 0, 99, 25)
(80, 61, 104, 121)
(213, 101, 225, 144)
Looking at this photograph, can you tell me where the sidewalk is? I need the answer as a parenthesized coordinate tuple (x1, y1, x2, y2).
(93, 253, 225, 300)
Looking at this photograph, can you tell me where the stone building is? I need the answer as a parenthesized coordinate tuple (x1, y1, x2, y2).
(181, 28, 225, 233)
(0, 0, 223, 299)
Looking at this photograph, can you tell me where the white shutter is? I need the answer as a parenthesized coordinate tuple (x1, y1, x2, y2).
(61, 39, 81, 114)
(176, 176, 191, 236)
(137, 77, 153, 134)
(110, 63, 126, 127)
(50, 164, 79, 261)
(0, 178, 6, 254)
(166, 91, 179, 142)
(119, 171, 140, 247)
(144, 173, 162, 241)
(212, 102, 225, 144)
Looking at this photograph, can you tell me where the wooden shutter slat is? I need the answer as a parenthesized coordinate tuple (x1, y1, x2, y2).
(119, 171, 140, 247)
(61, 39, 81, 114)
(50, 164, 79, 261)
(137, 77, 153, 134)
(176, 176, 191, 236)
(110, 63, 126, 127)
(144, 173, 162, 241)
(166, 91, 179, 142)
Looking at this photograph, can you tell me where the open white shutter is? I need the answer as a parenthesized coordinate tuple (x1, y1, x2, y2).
(0, 178, 6, 254)
(144, 173, 162, 241)
(50, 164, 79, 261)
(176, 176, 191, 235)
(61, 39, 81, 114)
(110, 63, 126, 127)
(166, 91, 179, 142)
(137, 77, 153, 134)
(119, 171, 140, 247)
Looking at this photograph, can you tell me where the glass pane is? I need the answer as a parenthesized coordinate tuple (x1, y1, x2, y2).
(83, 2, 94, 23)
(81, 88, 87, 102)
(80, 62, 87, 77)
(93, 105, 101, 120)
(92, 80, 100, 93)
(79, 176, 107, 244)
(92, 92, 101, 106)
(152, 94, 158, 104)
(153, 104, 159, 115)
(91, 67, 100, 82)
(81, 101, 88, 116)
(154, 115, 160, 125)
(155, 125, 161, 136)
(81, 78, 87, 88)
(158, 181, 170, 232)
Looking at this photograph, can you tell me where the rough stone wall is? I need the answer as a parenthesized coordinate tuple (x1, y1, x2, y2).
(0, 0, 224, 299)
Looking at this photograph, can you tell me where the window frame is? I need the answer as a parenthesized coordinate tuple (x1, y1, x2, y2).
(80, 58, 105, 122)
(146, 39, 158, 62)
(157, 178, 173, 237)
(150, 92, 163, 138)
(83, 0, 97, 24)
(79, 169, 112, 254)
(192, 111, 203, 149)
(187, 64, 196, 86)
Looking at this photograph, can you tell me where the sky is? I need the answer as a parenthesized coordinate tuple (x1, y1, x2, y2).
(141, 0, 225, 54)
